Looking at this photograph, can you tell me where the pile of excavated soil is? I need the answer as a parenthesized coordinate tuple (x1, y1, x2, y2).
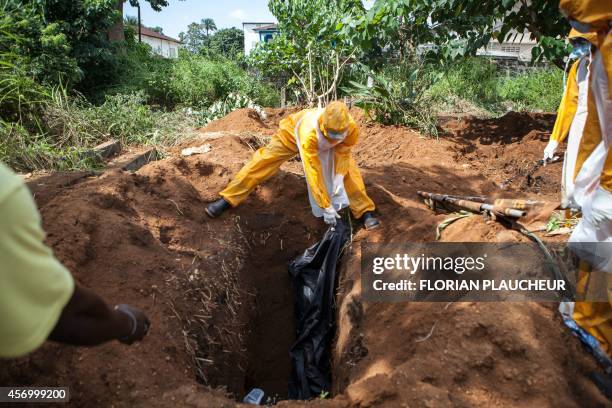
(1, 136, 324, 406)
(441, 112, 562, 197)
(199, 107, 301, 136)
(331, 110, 603, 407)
(1, 108, 607, 407)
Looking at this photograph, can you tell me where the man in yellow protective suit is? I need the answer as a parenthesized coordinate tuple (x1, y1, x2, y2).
(205, 101, 380, 230)
(543, 29, 600, 209)
(556, 0, 612, 380)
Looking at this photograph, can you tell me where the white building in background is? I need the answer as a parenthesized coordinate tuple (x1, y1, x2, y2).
(136, 26, 181, 59)
(242, 22, 279, 55)
(478, 30, 538, 63)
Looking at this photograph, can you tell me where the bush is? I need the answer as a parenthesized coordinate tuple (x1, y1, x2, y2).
(0, 121, 95, 172)
(426, 58, 499, 110)
(44, 90, 201, 147)
(425, 57, 563, 114)
(97, 47, 278, 110)
(1, 89, 200, 172)
(497, 68, 563, 112)
(166, 53, 278, 109)
(346, 58, 438, 135)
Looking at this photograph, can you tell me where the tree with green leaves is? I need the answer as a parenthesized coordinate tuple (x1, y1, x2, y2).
(179, 22, 207, 54)
(180, 18, 218, 54)
(252, 0, 366, 106)
(127, 0, 168, 12)
(208, 28, 244, 60)
(202, 18, 217, 37)
(339, 0, 569, 67)
(2, 0, 122, 87)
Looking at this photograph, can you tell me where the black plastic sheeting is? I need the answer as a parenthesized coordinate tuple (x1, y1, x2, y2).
(288, 220, 349, 400)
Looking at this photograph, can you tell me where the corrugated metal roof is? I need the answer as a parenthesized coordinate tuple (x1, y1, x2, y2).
(253, 24, 278, 32)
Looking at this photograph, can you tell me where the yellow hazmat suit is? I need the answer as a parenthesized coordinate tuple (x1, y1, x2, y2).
(548, 30, 600, 206)
(560, 0, 612, 98)
(558, 0, 612, 355)
(550, 30, 599, 145)
(219, 102, 376, 219)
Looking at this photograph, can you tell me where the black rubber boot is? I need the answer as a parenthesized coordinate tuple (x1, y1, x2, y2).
(205, 198, 231, 218)
(362, 211, 380, 230)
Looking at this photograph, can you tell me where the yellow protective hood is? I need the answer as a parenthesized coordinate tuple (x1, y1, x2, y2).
(560, 0, 612, 30)
(319, 101, 350, 139)
(568, 28, 599, 46)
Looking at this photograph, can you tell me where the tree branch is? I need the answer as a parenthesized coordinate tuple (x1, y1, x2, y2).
(317, 47, 358, 106)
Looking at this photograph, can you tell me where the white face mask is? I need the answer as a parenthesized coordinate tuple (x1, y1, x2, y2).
(327, 130, 348, 141)
(569, 41, 591, 60)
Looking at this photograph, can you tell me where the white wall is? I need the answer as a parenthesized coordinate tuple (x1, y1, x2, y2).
(243, 23, 274, 55)
(480, 40, 537, 62)
(138, 35, 180, 59)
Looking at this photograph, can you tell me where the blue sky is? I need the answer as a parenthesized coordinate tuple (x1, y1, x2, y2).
(125, 0, 375, 40)
(124, 0, 277, 40)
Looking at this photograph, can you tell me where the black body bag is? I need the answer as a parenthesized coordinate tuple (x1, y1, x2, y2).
(288, 220, 349, 399)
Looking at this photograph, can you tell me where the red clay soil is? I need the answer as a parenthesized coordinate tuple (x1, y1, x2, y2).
(199, 107, 301, 136)
(0, 108, 607, 407)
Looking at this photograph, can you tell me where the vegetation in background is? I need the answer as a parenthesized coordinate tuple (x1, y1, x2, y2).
(1, 3, 273, 172)
(180, 19, 216, 54)
(426, 58, 563, 114)
(345, 59, 440, 135)
(207, 28, 245, 60)
(497, 68, 563, 112)
(2, 0, 571, 172)
(179, 18, 244, 59)
(164, 53, 278, 108)
(250, 0, 569, 129)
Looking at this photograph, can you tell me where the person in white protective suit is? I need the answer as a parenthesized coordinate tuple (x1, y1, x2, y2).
(554, 0, 612, 367)
(205, 101, 380, 230)
(544, 29, 600, 209)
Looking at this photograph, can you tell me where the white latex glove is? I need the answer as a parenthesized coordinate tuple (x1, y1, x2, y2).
(542, 140, 559, 164)
(323, 206, 341, 225)
(585, 187, 612, 229)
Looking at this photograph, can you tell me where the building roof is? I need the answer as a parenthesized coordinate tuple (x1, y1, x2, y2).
(138, 26, 181, 43)
(242, 22, 275, 26)
(253, 23, 278, 32)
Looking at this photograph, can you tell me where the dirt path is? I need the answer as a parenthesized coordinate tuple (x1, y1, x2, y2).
(0, 108, 607, 407)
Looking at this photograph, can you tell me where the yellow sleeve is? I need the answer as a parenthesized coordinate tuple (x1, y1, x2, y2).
(301, 129, 331, 209)
(276, 110, 310, 147)
(334, 120, 359, 176)
(276, 115, 296, 147)
(0, 165, 74, 358)
(550, 60, 580, 143)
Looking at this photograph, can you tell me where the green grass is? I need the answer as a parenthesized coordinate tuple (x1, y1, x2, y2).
(0, 89, 201, 172)
(425, 57, 564, 115)
(2, 41, 563, 173)
(497, 68, 563, 112)
(1, 42, 278, 172)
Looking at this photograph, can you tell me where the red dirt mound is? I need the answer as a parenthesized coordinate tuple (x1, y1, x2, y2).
(331, 111, 604, 406)
(200, 108, 273, 135)
(441, 112, 561, 198)
(1, 136, 324, 406)
(2, 107, 606, 407)
(200, 107, 301, 136)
